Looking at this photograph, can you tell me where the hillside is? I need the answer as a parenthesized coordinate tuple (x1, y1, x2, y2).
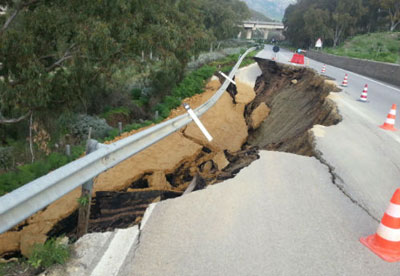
(242, 0, 295, 21)
(324, 32, 400, 64)
(250, 8, 272, 21)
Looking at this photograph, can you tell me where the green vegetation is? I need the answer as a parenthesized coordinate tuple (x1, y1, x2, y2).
(0, 261, 33, 276)
(0, 0, 252, 192)
(77, 194, 90, 206)
(28, 238, 70, 269)
(324, 32, 400, 64)
(0, 146, 84, 196)
(283, 0, 400, 48)
(0, 47, 258, 195)
(210, 49, 259, 74)
(155, 65, 217, 118)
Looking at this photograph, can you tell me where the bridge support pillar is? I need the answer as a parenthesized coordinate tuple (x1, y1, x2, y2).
(237, 31, 242, 39)
(263, 30, 269, 39)
(246, 29, 252, 40)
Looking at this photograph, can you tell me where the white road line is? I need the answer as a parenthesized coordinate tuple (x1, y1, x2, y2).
(91, 226, 139, 276)
(336, 93, 400, 145)
(308, 59, 400, 93)
(140, 202, 157, 230)
(271, 46, 400, 93)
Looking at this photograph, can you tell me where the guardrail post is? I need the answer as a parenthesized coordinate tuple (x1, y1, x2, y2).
(118, 122, 123, 135)
(77, 139, 98, 238)
(65, 144, 71, 156)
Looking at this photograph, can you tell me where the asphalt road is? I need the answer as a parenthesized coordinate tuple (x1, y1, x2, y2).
(119, 50, 400, 275)
(124, 152, 400, 276)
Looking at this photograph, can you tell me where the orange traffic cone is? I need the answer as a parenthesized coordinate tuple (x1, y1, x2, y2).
(342, 74, 348, 87)
(359, 84, 368, 102)
(321, 65, 326, 74)
(360, 189, 400, 262)
(379, 104, 397, 131)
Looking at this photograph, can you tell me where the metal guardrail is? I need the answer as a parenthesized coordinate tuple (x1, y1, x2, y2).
(0, 47, 257, 234)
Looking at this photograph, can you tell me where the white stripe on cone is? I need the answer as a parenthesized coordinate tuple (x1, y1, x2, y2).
(386, 203, 400, 218)
(377, 224, 400, 242)
(390, 110, 396, 115)
(386, 118, 395, 125)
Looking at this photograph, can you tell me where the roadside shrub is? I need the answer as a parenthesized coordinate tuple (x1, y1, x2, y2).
(155, 65, 216, 118)
(69, 114, 112, 140)
(28, 238, 70, 269)
(0, 147, 13, 171)
(0, 147, 84, 196)
(221, 47, 244, 56)
(187, 52, 225, 70)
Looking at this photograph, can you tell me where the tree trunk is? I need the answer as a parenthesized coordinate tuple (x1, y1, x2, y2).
(29, 113, 35, 163)
(390, 21, 399, 31)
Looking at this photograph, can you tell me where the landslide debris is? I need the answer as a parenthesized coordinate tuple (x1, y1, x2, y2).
(246, 58, 342, 155)
(0, 59, 342, 258)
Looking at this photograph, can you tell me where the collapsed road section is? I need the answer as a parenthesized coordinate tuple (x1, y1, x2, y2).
(0, 58, 342, 259)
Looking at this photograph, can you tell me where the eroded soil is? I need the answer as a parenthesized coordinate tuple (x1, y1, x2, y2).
(0, 58, 342, 261)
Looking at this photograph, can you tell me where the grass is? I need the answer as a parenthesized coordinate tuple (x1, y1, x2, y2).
(210, 49, 259, 74)
(0, 261, 35, 276)
(0, 145, 85, 196)
(324, 32, 400, 64)
(28, 238, 70, 269)
(101, 107, 130, 121)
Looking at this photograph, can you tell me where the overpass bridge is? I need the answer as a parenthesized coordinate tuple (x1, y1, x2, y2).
(239, 20, 284, 40)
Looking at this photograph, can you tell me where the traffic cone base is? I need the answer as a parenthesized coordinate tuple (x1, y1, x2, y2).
(379, 104, 397, 131)
(360, 234, 400, 262)
(361, 189, 400, 262)
(379, 124, 397, 131)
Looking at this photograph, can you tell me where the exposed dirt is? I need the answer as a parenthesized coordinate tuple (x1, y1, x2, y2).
(0, 59, 342, 262)
(246, 58, 342, 155)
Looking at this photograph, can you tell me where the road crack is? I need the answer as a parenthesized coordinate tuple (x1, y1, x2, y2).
(310, 133, 379, 222)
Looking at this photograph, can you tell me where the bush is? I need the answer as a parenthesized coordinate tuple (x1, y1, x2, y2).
(69, 114, 113, 140)
(155, 65, 216, 118)
(28, 238, 70, 269)
(0, 147, 13, 170)
(101, 107, 130, 120)
(0, 147, 85, 196)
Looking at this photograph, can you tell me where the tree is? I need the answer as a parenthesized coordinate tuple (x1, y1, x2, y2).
(379, 0, 400, 31)
(303, 8, 333, 47)
(0, 0, 252, 163)
(283, 4, 307, 47)
(283, 0, 368, 47)
(331, 0, 365, 46)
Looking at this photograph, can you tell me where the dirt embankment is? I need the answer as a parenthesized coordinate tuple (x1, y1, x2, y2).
(0, 59, 341, 258)
(247, 58, 342, 155)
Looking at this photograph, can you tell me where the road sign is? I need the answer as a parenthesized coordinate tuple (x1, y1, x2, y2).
(273, 45, 280, 53)
(315, 38, 323, 48)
